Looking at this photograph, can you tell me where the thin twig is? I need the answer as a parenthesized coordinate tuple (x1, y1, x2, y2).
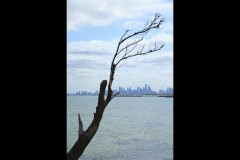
(112, 91, 120, 99)
(107, 13, 165, 101)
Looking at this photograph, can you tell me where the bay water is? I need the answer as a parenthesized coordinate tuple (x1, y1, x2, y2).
(67, 96, 173, 160)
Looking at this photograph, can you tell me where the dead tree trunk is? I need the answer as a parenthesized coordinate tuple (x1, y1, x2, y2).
(67, 80, 108, 160)
(67, 13, 165, 160)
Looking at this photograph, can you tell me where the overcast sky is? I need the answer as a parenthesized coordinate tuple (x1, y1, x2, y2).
(67, 0, 173, 93)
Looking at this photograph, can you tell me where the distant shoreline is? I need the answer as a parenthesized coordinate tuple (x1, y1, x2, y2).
(158, 95, 173, 98)
(67, 94, 173, 98)
(116, 95, 143, 97)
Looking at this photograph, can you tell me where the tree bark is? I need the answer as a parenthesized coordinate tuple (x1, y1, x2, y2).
(67, 80, 107, 160)
(67, 13, 165, 160)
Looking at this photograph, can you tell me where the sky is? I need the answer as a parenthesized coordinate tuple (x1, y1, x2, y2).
(67, 0, 173, 93)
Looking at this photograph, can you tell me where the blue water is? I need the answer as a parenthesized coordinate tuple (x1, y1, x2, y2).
(67, 96, 173, 160)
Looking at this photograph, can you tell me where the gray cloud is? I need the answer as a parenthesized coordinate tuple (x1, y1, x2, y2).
(142, 56, 173, 66)
(67, 59, 108, 69)
(67, 0, 173, 32)
(68, 50, 110, 55)
(67, 0, 173, 93)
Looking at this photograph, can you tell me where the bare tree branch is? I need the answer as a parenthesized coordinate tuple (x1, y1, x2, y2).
(106, 13, 165, 101)
(78, 113, 84, 135)
(67, 80, 107, 160)
(120, 29, 130, 41)
(115, 44, 164, 66)
(117, 37, 143, 56)
(120, 13, 164, 44)
(112, 91, 120, 100)
(67, 13, 165, 160)
(115, 63, 125, 70)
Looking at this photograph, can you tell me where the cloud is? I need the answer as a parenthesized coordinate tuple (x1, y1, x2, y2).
(160, 22, 173, 32)
(67, 1, 173, 93)
(123, 20, 145, 30)
(67, 0, 173, 32)
(68, 50, 110, 56)
(67, 40, 117, 55)
(142, 32, 173, 45)
(67, 30, 172, 70)
(67, 69, 92, 79)
(142, 56, 173, 66)
(67, 29, 173, 71)
(67, 59, 107, 69)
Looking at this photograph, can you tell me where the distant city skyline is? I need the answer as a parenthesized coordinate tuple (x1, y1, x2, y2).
(67, 84, 173, 95)
(67, 0, 173, 93)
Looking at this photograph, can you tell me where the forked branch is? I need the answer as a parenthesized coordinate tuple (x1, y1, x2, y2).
(67, 13, 165, 160)
(107, 13, 165, 99)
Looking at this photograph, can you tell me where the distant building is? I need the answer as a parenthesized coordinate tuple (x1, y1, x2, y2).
(71, 84, 173, 96)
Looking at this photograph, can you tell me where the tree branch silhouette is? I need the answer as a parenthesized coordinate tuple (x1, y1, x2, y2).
(67, 13, 165, 160)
